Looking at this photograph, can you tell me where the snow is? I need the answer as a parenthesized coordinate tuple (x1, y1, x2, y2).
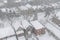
(0, 19, 15, 38)
(37, 12, 45, 21)
(15, 0, 21, 3)
(1, 8, 6, 12)
(28, 0, 33, 2)
(37, 31, 56, 40)
(0, 27, 15, 38)
(0, 3, 4, 6)
(4, 21, 11, 27)
(16, 30, 24, 34)
(45, 22, 60, 39)
(0, 19, 57, 40)
(3, 0, 7, 3)
(56, 11, 60, 20)
(12, 20, 22, 30)
(18, 31, 56, 40)
(7, 36, 16, 40)
(18, 30, 56, 40)
(32, 6, 37, 10)
(25, 4, 32, 8)
(18, 36, 25, 40)
(12, 19, 30, 30)
(37, 5, 42, 9)
(20, 6, 28, 10)
(21, 20, 31, 29)
(31, 20, 44, 29)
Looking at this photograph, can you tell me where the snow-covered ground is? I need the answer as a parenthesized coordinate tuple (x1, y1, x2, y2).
(0, 19, 57, 40)
(37, 30, 56, 40)
(0, 10, 60, 40)
(0, 26, 15, 38)
(44, 22, 60, 39)
(0, 0, 60, 40)
(18, 30, 56, 40)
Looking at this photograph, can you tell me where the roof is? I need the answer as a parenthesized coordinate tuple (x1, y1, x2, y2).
(31, 20, 44, 29)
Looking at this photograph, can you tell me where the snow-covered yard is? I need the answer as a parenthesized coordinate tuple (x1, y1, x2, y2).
(0, 19, 57, 40)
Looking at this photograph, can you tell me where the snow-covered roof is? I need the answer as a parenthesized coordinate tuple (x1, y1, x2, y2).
(21, 20, 31, 29)
(56, 10, 60, 20)
(31, 20, 44, 29)
(12, 19, 22, 30)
